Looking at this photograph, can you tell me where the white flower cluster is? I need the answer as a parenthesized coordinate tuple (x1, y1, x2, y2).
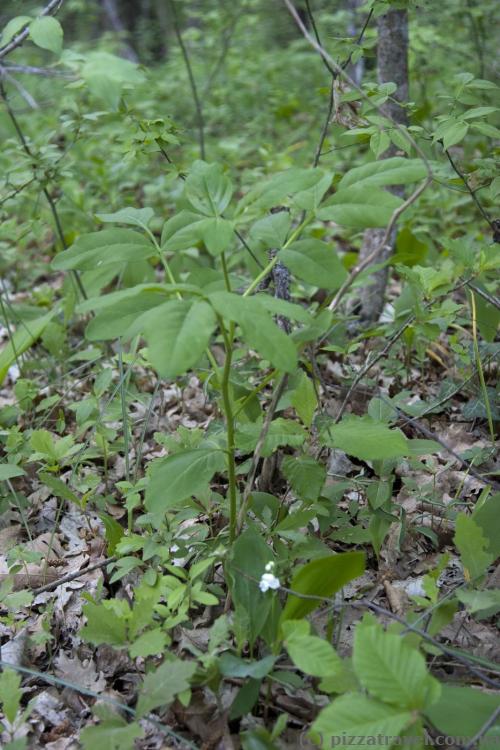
(259, 561, 280, 593)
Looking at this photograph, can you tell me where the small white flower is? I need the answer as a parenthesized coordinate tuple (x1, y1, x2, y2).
(265, 561, 275, 572)
(259, 572, 280, 593)
(7, 364, 20, 383)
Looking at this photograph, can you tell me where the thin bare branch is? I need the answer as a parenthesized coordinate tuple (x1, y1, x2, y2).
(445, 148, 494, 231)
(168, 0, 206, 160)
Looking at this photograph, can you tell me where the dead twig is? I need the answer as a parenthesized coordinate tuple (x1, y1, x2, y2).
(32, 556, 117, 595)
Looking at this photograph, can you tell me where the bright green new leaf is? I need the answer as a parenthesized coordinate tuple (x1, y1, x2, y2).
(321, 415, 409, 461)
(137, 658, 196, 717)
(281, 551, 365, 623)
(353, 625, 441, 710)
(145, 448, 225, 513)
(30, 16, 63, 54)
(339, 157, 427, 190)
(51, 230, 156, 271)
(312, 693, 414, 746)
(454, 513, 494, 582)
(317, 186, 403, 228)
(0, 464, 26, 481)
(128, 299, 217, 378)
(279, 239, 348, 290)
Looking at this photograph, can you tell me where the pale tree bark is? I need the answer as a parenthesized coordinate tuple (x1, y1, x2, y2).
(101, 0, 139, 62)
(357, 8, 408, 325)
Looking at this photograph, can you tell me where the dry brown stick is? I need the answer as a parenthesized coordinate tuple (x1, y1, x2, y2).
(32, 555, 117, 595)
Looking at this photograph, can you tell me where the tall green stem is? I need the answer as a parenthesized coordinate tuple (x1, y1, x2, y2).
(219, 317, 238, 543)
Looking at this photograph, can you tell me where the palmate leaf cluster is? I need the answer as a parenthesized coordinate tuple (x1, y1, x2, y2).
(0, 0, 499, 748)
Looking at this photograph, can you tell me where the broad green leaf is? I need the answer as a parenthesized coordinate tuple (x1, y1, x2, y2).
(235, 418, 306, 457)
(454, 513, 494, 582)
(209, 291, 297, 372)
(129, 628, 168, 658)
(473, 492, 500, 557)
(227, 527, 274, 647)
(250, 212, 292, 248)
(284, 622, 343, 678)
(145, 448, 225, 513)
(1, 16, 31, 46)
(312, 694, 413, 746)
(254, 294, 313, 324)
(96, 207, 154, 228)
(162, 210, 234, 255)
(30, 16, 63, 54)
(370, 130, 391, 158)
(321, 416, 409, 461)
(290, 371, 317, 427)
(0, 310, 55, 384)
(279, 239, 348, 290)
(281, 552, 365, 623)
(0, 464, 26, 481)
(136, 658, 196, 717)
(0, 668, 22, 724)
(238, 168, 331, 213)
(81, 601, 128, 646)
(456, 589, 500, 618)
(128, 299, 217, 378)
(81, 715, 143, 750)
(39, 472, 80, 505)
(219, 653, 276, 679)
(51, 229, 156, 271)
(199, 216, 234, 255)
(437, 119, 469, 149)
(81, 52, 145, 110)
(424, 685, 500, 737)
(185, 161, 233, 216)
(339, 157, 427, 190)
(85, 289, 168, 340)
(317, 186, 403, 228)
(353, 625, 440, 710)
(281, 455, 325, 501)
(474, 285, 500, 343)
